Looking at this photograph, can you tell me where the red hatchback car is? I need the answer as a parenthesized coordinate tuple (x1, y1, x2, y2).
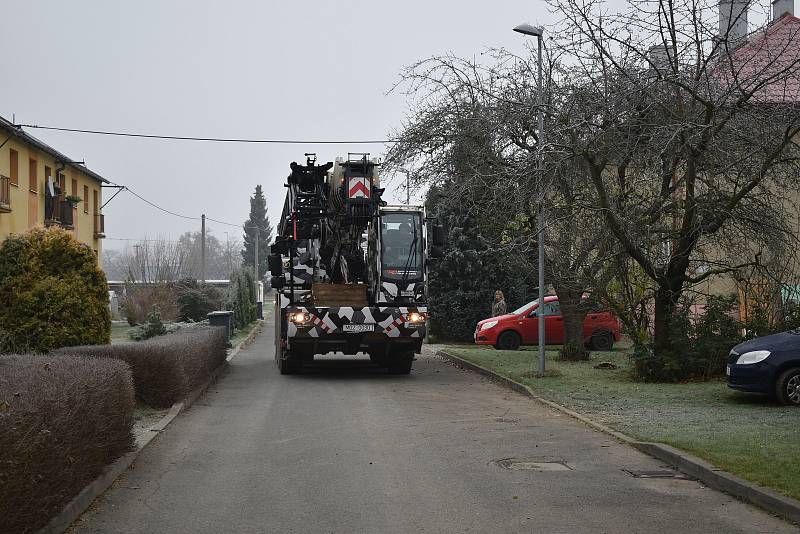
(474, 296, 622, 351)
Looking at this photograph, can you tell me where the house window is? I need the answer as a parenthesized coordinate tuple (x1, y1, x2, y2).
(28, 159, 37, 192)
(83, 185, 89, 213)
(9, 149, 18, 186)
(71, 178, 78, 197)
(93, 189, 98, 214)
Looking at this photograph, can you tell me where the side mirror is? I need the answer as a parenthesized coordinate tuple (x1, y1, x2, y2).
(268, 254, 283, 276)
(432, 224, 446, 247)
(430, 245, 444, 259)
(270, 276, 285, 289)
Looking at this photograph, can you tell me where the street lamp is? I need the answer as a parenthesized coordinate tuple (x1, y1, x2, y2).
(514, 22, 547, 375)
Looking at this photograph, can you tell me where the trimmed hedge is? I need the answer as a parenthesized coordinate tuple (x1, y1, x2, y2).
(56, 326, 228, 408)
(0, 355, 135, 534)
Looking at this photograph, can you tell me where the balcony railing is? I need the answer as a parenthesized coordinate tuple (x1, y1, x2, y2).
(59, 200, 74, 228)
(94, 213, 105, 238)
(0, 175, 10, 212)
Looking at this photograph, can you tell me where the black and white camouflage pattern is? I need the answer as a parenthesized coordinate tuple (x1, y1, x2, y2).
(281, 300, 427, 341)
(377, 281, 426, 304)
(285, 239, 328, 286)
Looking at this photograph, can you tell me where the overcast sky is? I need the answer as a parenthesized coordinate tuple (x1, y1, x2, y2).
(1, 0, 599, 249)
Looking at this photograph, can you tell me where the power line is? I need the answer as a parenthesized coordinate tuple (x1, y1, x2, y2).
(105, 237, 184, 243)
(123, 186, 201, 221)
(17, 123, 394, 145)
(118, 185, 262, 231)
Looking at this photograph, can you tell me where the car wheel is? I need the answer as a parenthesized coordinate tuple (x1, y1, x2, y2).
(495, 331, 521, 351)
(775, 367, 800, 406)
(590, 331, 614, 351)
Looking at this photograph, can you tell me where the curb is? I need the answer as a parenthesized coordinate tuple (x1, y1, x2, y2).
(40, 323, 264, 534)
(436, 349, 800, 526)
(227, 320, 263, 362)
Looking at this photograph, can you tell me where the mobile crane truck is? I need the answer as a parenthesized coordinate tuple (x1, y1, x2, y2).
(268, 154, 444, 374)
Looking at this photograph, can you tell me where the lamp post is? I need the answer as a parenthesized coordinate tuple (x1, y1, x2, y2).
(514, 22, 547, 374)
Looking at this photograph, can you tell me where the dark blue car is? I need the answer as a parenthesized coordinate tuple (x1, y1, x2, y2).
(727, 329, 800, 405)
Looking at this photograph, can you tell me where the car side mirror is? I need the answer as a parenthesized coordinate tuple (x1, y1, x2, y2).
(268, 254, 283, 276)
(432, 224, 446, 247)
(430, 245, 444, 259)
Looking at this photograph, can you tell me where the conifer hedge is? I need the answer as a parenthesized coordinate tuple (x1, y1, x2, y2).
(0, 227, 110, 353)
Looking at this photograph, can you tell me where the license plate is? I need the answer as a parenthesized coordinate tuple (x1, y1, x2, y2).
(343, 324, 374, 333)
(726, 365, 731, 376)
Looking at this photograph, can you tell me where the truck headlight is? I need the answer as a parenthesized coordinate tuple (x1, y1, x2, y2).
(407, 312, 427, 324)
(289, 312, 310, 324)
(735, 350, 771, 365)
(480, 320, 498, 331)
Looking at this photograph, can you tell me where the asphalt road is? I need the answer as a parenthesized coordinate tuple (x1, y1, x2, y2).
(73, 326, 798, 533)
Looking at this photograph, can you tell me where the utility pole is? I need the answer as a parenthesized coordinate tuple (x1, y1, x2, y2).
(201, 214, 206, 283)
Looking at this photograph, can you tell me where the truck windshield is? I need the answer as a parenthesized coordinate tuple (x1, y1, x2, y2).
(381, 212, 423, 279)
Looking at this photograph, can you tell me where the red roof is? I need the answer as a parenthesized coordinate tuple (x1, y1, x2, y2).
(724, 14, 800, 103)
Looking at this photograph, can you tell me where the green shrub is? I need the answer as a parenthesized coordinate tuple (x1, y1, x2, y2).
(632, 295, 743, 382)
(226, 269, 257, 329)
(129, 306, 168, 341)
(0, 227, 110, 353)
(55, 326, 227, 408)
(177, 280, 223, 322)
(0, 354, 135, 534)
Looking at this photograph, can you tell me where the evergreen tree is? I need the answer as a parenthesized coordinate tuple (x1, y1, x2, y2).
(241, 185, 273, 280)
(425, 180, 536, 341)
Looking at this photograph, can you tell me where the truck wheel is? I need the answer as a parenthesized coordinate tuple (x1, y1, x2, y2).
(387, 351, 414, 375)
(590, 331, 614, 351)
(278, 351, 301, 375)
(775, 368, 800, 406)
(495, 331, 521, 351)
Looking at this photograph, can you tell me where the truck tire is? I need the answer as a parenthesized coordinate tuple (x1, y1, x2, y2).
(495, 331, 521, 351)
(387, 351, 414, 375)
(278, 350, 301, 375)
(775, 367, 800, 406)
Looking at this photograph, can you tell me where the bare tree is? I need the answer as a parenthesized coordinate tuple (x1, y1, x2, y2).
(546, 0, 800, 355)
(386, 51, 618, 357)
(114, 238, 187, 283)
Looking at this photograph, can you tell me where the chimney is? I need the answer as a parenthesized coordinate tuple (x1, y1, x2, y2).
(647, 44, 672, 71)
(719, 0, 748, 42)
(773, 0, 794, 20)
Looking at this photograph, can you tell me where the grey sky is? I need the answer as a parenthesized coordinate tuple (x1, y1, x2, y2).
(0, 0, 586, 249)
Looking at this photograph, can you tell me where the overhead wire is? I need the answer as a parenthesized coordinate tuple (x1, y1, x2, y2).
(17, 123, 395, 145)
(116, 185, 264, 233)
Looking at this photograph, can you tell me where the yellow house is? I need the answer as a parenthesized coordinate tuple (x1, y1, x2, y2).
(0, 115, 107, 262)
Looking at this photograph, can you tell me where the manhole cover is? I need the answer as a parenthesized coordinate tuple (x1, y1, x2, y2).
(624, 469, 688, 479)
(494, 458, 573, 471)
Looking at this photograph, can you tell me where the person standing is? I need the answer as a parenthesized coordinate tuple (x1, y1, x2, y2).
(492, 290, 507, 317)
